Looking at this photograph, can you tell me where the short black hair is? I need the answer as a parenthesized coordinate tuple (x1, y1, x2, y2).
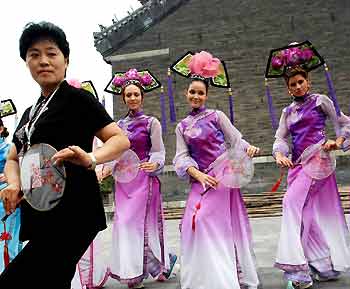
(19, 21, 70, 61)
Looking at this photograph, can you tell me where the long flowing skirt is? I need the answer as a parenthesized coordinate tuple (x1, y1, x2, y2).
(275, 165, 350, 282)
(181, 181, 259, 289)
(71, 229, 110, 289)
(109, 170, 170, 285)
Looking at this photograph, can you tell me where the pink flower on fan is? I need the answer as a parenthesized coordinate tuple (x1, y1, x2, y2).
(125, 68, 140, 80)
(112, 76, 126, 87)
(189, 51, 220, 78)
(67, 79, 82, 88)
(141, 74, 153, 86)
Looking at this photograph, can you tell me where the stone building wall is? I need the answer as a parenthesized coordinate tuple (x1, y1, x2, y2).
(99, 0, 350, 163)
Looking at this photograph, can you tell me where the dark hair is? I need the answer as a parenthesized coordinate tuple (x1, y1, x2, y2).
(188, 78, 209, 93)
(284, 66, 308, 85)
(19, 21, 70, 61)
(0, 119, 9, 138)
(0, 127, 9, 138)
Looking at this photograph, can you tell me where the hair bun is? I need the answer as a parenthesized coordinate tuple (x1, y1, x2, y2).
(1, 127, 9, 138)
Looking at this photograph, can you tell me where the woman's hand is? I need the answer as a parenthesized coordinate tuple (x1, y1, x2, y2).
(246, 145, 260, 158)
(323, 138, 344, 152)
(0, 173, 7, 183)
(139, 162, 159, 173)
(0, 183, 22, 214)
(322, 139, 340, 152)
(52, 145, 92, 168)
(96, 166, 112, 182)
(188, 168, 218, 190)
(275, 152, 293, 168)
(335, 137, 345, 149)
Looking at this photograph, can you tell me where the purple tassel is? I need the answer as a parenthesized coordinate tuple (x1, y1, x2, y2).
(265, 80, 278, 130)
(160, 87, 167, 134)
(324, 64, 341, 117)
(167, 69, 177, 123)
(228, 88, 234, 123)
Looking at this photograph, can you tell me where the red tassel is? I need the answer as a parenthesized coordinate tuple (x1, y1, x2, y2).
(4, 244, 9, 267)
(271, 170, 285, 192)
(1, 221, 12, 267)
(192, 201, 202, 232)
(192, 213, 196, 232)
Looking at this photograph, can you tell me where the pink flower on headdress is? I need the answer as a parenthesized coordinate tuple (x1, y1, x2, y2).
(125, 68, 140, 80)
(141, 74, 153, 86)
(67, 79, 82, 88)
(271, 56, 284, 69)
(302, 48, 314, 61)
(189, 51, 220, 78)
(112, 76, 126, 87)
(282, 47, 304, 66)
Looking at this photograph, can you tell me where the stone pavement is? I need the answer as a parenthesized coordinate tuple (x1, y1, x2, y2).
(98, 215, 350, 289)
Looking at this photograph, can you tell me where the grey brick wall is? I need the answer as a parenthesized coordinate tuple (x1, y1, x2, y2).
(106, 0, 350, 165)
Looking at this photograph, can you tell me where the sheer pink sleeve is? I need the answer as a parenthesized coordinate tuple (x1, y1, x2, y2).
(172, 123, 199, 179)
(216, 110, 249, 151)
(148, 118, 165, 176)
(272, 109, 290, 158)
(317, 94, 350, 150)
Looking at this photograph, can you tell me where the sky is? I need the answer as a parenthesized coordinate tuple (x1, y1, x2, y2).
(0, 0, 141, 137)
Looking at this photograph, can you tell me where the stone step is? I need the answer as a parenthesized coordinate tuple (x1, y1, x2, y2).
(104, 189, 350, 220)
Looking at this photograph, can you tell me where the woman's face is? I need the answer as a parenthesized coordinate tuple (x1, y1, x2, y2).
(287, 74, 310, 97)
(123, 84, 143, 111)
(186, 80, 208, 109)
(26, 39, 68, 95)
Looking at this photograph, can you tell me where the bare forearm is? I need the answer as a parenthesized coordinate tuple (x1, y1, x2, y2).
(274, 151, 284, 159)
(93, 134, 130, 165)
(4, 160, 21, 189)
(186, 166, 200, 179)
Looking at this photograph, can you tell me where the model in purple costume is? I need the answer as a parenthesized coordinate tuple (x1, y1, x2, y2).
(171, 51, 260, 289)
(106, 69, 175, 289)
(265, 42, 350, 289)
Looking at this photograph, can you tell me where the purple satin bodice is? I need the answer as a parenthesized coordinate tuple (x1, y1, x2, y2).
(287, 96, 326, 162)
(118, 111, 152, 161)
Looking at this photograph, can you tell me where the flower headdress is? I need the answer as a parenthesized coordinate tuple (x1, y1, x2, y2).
(104, 68, 161, 95)
(170, 51, 230, 88)
(264, 40, 340, 129)
(103, 68, 167, 133)
(168, 51, 235, 123)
